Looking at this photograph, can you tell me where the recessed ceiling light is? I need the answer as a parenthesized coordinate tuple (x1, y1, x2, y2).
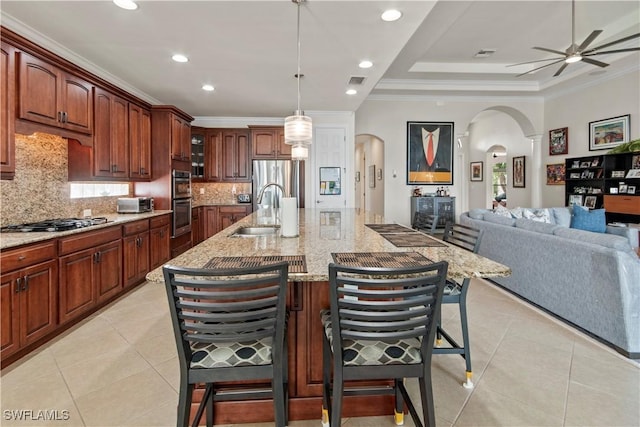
(359, 60, 373, 69)
(346, 89, 357, 95)
(172, 54, 189, 63)
(202, 84, 214, 92)
(381, 9, 402, 22)
(113, 0, 138, 10)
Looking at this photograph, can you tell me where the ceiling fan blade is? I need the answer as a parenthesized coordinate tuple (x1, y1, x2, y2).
(553, 63, 569, 77)
(584, 47, 640, 56)
(581, 57, 609, 68)
(584, 33, 640, 53)
(533, 46, 567, 56)
(515, 58, 565, 77)
(577, 30, 603, 51)
(507, 57, 565, 67)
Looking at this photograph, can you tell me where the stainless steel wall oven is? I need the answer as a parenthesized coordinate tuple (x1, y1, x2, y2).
(171, 170, 192, 237)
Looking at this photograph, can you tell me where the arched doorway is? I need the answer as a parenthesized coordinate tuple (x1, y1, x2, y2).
(465, 106, 541, 211)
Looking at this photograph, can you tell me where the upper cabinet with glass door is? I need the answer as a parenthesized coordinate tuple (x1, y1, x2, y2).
(191, 127, 205, 181)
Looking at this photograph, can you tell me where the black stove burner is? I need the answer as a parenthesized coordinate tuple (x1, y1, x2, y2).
(1, 217, 109, 233)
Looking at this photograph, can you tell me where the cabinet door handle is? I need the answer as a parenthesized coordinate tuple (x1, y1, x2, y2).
(58, 111, 62, 122)
(159, 229, 164, 237)
(140, 167, 145, 175)
(291, 281, 303, 312)
(22, 276, 28, 292)
(15, 277, 21, 293)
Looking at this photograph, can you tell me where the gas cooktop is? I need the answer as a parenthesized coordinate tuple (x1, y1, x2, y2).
(1, 217, 109, 233)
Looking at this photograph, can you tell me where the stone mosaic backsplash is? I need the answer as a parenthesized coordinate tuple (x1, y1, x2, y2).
(0, 133, 252, 227)
(0, 133, 125, 227)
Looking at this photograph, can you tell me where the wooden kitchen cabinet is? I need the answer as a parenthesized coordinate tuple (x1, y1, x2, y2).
(129, 103, 152, 180)
(203, 207, 219, 240)
(1, 241, 58, 360)
(149, 215, 171, 270)
(250, 126, 290, 159)
(191, 207, 204, 246)
(218, 205, 251, 231)
(1, 41, 15, 180)
(171, 115, 192, 162)
(205, 129, 223, 182)
(122, 220, 150, 288)
(222, 130, 250, 182)
(58, 227, 122, 324)
(17, 51, 93, 135)
(93, 87, 129, 178)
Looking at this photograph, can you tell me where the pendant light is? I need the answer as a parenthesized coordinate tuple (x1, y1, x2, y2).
(284, 0, 312, 159)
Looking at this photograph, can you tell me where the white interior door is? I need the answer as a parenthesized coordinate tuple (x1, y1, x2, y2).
(313, 127, 346, 209)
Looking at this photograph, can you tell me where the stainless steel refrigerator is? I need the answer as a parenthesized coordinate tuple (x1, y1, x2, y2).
(252, 160, 303, 212)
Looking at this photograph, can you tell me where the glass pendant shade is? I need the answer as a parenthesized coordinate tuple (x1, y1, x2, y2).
(291, 144, 309, 160)
(284, 112, 312, 146)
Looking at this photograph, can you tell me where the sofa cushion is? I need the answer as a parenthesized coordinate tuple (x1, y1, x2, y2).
(552, 207, 571, 227)
(515, 218, 559, 235)
(554, 226, 632, 251)
(571, 207, 606, 233)
(523, 208, 552, 223)
(469, 208, 489, 220)
(484, 212, 516, 226)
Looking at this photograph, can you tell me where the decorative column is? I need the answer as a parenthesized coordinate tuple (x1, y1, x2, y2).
(527, 133, 543, 207)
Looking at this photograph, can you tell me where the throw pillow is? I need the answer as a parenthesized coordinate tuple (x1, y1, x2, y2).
(493, 204, 512, 217)
(509, 207, 524, 219)
(523, 208, 552, 223)
(571, 207, 606, 233)
(552, 207, 571, 227)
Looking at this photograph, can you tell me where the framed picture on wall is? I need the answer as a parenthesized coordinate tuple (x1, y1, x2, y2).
(513, 156, 526, 188)
(589, 114, 630, 151)
(549, 127, 568, 155)
(546, 163, 565, 185)
(470, 161, 483, 181)
(406, 121, 454, 185)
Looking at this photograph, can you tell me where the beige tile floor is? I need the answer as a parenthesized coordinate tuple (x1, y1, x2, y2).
(2, 278, 639, 427)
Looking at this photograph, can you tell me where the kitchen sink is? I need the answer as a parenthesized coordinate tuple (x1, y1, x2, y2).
(231, 225, 279, 237)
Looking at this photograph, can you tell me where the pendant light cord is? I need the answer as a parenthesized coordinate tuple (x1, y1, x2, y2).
(295, 0, 302, 113)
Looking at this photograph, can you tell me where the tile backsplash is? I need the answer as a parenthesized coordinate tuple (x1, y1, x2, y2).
(0, 133, 253, 227)
(0, 133, 123, 227)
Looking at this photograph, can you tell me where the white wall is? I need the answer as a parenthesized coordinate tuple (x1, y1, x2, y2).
(542, 71, 640, 207)
(355, 98, 543, 224)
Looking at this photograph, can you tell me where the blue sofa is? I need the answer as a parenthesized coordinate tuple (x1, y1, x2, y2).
(460, 207, 640, 358)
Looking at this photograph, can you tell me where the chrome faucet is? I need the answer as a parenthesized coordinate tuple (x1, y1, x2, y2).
(256, 183, 286, 205)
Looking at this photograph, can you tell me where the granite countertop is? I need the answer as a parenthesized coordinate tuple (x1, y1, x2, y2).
(146, 208, 511, 283)
(0, 210, 173, 250)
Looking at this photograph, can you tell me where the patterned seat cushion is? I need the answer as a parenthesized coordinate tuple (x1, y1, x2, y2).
(190, 337, 273, 368)
(320, 310, 422, 366)
(444, 279, 461, 296)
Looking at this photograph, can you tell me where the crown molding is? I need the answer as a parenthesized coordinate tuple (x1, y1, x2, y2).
(375, 78, 541, 93)
(1, 12, 162, 106)
(366, 93, 544, 104)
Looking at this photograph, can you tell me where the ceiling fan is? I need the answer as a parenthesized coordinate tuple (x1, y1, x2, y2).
(509, 0, 640, 77)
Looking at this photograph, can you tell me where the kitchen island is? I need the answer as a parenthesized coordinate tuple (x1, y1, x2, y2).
(146, 208, 510, 424)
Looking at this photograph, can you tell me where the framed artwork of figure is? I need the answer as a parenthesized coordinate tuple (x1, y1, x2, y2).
(407, 121, 454, 185)
(513, 156, 526, 188)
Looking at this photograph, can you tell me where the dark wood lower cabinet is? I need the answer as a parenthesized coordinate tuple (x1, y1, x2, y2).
(59, 236, 122, 324)
(0, 259, 58, 360)
(187, 281, 394, 424)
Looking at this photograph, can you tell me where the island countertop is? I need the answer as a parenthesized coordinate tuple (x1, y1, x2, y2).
(146, 208, 510, 283)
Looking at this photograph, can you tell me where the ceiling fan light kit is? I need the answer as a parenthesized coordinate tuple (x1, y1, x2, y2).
(510, 0, 639, 77)
(284, 0, 312, 159)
